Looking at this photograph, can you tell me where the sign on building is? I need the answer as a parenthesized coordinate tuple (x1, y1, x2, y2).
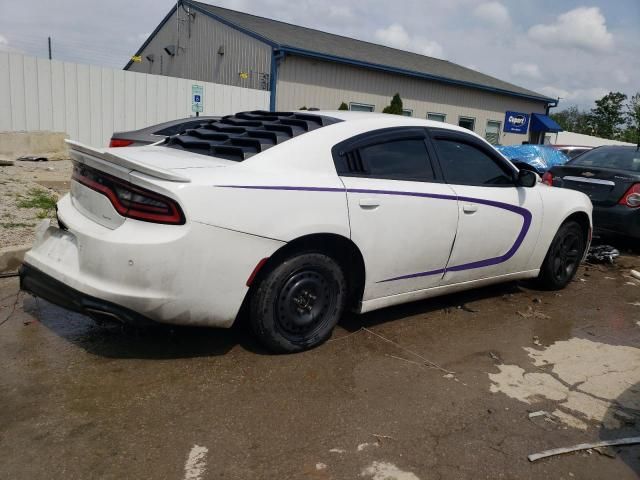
(192, 84, 203, 113)
(503, 111, 530, 134)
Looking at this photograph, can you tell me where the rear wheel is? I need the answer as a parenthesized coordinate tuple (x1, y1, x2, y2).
(249, 252, 347, 353)
(537, 221, 586, 290)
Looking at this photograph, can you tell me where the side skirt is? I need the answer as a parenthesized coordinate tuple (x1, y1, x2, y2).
(358, 269, 540, 314)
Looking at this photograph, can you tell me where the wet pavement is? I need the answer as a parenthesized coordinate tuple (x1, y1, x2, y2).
(1, 256, 640, 479)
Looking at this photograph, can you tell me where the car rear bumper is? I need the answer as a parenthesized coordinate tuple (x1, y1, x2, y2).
(593, 204, 640, 239)
(21, 194, 285, 328)
(19, 263, 156, 327)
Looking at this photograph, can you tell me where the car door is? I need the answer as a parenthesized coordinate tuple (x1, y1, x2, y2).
(427, 129, 543, 286)
(334, 127, 459, 301)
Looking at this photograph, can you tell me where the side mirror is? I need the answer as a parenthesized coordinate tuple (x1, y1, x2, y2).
(516, 169, 537, 188)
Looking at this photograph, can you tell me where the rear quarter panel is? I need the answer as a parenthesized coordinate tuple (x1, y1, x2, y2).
(527, 185, 593, 270)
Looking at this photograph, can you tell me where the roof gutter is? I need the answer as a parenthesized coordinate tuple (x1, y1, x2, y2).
(278, 46, 556, 104)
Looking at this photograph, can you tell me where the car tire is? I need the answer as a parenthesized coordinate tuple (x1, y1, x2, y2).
(249, 252, 347, 353)
(537, 221, 586, 290)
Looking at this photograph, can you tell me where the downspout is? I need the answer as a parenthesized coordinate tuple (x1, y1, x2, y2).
(544, 97, 559, 144)
(269, 49, 285, 112)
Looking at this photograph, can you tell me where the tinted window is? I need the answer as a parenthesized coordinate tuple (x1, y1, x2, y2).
(434, 139, 513, 186)
(570, 148, 640, 172)
(359, 138, 434, 180)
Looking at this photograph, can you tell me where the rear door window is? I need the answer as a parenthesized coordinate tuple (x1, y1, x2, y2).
(358, 138, 435, 181)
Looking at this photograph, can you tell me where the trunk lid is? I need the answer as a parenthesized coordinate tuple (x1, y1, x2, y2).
(551, 165, 638, 206)
(65, 141, 232, 228)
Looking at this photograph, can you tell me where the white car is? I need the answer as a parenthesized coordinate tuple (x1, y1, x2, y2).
(20, 110, 592, 352)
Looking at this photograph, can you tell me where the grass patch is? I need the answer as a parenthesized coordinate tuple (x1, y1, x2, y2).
(1, 221, 35, 228)
(1, 222, 35, 228)
(16, 188, 57, 218)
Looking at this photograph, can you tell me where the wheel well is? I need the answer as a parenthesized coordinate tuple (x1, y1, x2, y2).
(563, 211, 591, 241)
(254, 233, 366, 309)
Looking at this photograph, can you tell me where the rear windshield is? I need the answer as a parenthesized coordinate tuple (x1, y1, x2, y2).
(571, 148, 640, 172)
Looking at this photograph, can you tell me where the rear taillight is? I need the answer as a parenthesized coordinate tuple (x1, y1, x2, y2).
(542, 171, 554, 186)
(109, 138, 134, 148)
(72, 163, 185, 224)
(619, 183, 640, 208)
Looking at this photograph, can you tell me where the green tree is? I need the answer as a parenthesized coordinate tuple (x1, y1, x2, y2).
(338, 102, 349, 110)
(550, 106, 593, 134)
(590, 91, 627, 139)
(382, 93, 403, 115)
(622, 92, 640, 144)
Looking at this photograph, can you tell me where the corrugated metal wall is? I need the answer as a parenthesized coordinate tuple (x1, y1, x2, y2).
(276, 56, 548, 146)
(0, 52, 270, 147)
(127, 8, 272, 91)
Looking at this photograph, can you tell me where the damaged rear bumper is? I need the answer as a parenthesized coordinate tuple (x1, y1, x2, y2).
(19, 263, 156, 327)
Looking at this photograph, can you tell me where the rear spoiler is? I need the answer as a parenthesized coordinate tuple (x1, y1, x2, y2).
(65, 140, 191, 183)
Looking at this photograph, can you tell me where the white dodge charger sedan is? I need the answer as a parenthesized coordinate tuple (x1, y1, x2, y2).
(20, 110, 592, 352)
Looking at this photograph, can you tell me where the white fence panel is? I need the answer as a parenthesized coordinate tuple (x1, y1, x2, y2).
(0, 52, 270, 146)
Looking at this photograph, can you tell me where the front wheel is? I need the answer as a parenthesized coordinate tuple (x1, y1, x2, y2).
(249, 252, 347, 353)
(537, 221, 586, 290)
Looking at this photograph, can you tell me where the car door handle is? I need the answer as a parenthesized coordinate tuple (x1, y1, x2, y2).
(359, 198, 380, 209)
(462, 204, 478, 214)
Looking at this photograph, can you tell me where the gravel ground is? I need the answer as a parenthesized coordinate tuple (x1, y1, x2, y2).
(0, 159, 72, 247)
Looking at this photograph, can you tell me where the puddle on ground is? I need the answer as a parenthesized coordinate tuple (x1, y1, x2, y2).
(489, 337, 640, 429)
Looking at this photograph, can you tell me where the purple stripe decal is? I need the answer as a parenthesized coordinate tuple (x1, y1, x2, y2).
(217, 185, 532, 282)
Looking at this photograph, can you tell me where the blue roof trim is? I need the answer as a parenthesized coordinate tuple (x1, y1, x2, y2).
(124, 4, 178, 70)
(184, 0, 278, 47)
(530, 113, 563, 133)
(279, 46, 555, 104)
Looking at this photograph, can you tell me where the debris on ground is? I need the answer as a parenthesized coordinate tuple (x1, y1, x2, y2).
(17, 155, 48, 162)
(517, 306, 551, 319)
(631, 270, 640, 281)
(0, 159, 14, 166)
(532, 336, 542, 346)
(528, 437, 640, 462)
(528, 410, 549, 419)
(586, 245, 620, 264)
(363, 327, 454, 375)
(459, 304, 479, 313)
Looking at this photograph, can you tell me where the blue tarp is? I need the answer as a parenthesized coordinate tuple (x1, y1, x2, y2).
(496, 145, 570, 173)
(530, 113, 563, 133)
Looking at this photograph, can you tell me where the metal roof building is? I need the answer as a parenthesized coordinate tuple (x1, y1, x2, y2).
(126, 0, 561, 145)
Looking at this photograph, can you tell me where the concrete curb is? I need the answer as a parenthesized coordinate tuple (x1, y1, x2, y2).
(0, 245, 31, 274)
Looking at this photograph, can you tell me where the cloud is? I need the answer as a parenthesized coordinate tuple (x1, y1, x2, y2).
(0, 33, 21, 53)
(510, 62, 541, 80)
(473, 2, 511, 27)
(539, 86, 610, 107)
(328, 5, 352, 19)
(528, 7, 613, 52)
(374, 23, 444, 58)
(613, 69, 629, 84)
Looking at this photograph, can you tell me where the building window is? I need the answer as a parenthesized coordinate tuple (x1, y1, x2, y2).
(485, 120, 501, 145)
(349, 102, 374, 112)
(458, 116, 475, 131)
(427, 112, 446, 122)
(402, 109, 413, 117)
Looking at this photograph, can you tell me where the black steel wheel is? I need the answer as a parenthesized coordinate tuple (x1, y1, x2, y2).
(538, 221, 586, 290)
(250, 252, 347, 353)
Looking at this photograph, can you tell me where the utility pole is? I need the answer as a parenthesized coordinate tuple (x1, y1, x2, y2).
(48, 37, 52, 60)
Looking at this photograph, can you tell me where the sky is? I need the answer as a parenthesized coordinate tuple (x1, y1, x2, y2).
(0, 0, 638, 110)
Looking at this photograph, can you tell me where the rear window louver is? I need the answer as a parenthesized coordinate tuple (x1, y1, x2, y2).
(164, 110, 341, 161)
